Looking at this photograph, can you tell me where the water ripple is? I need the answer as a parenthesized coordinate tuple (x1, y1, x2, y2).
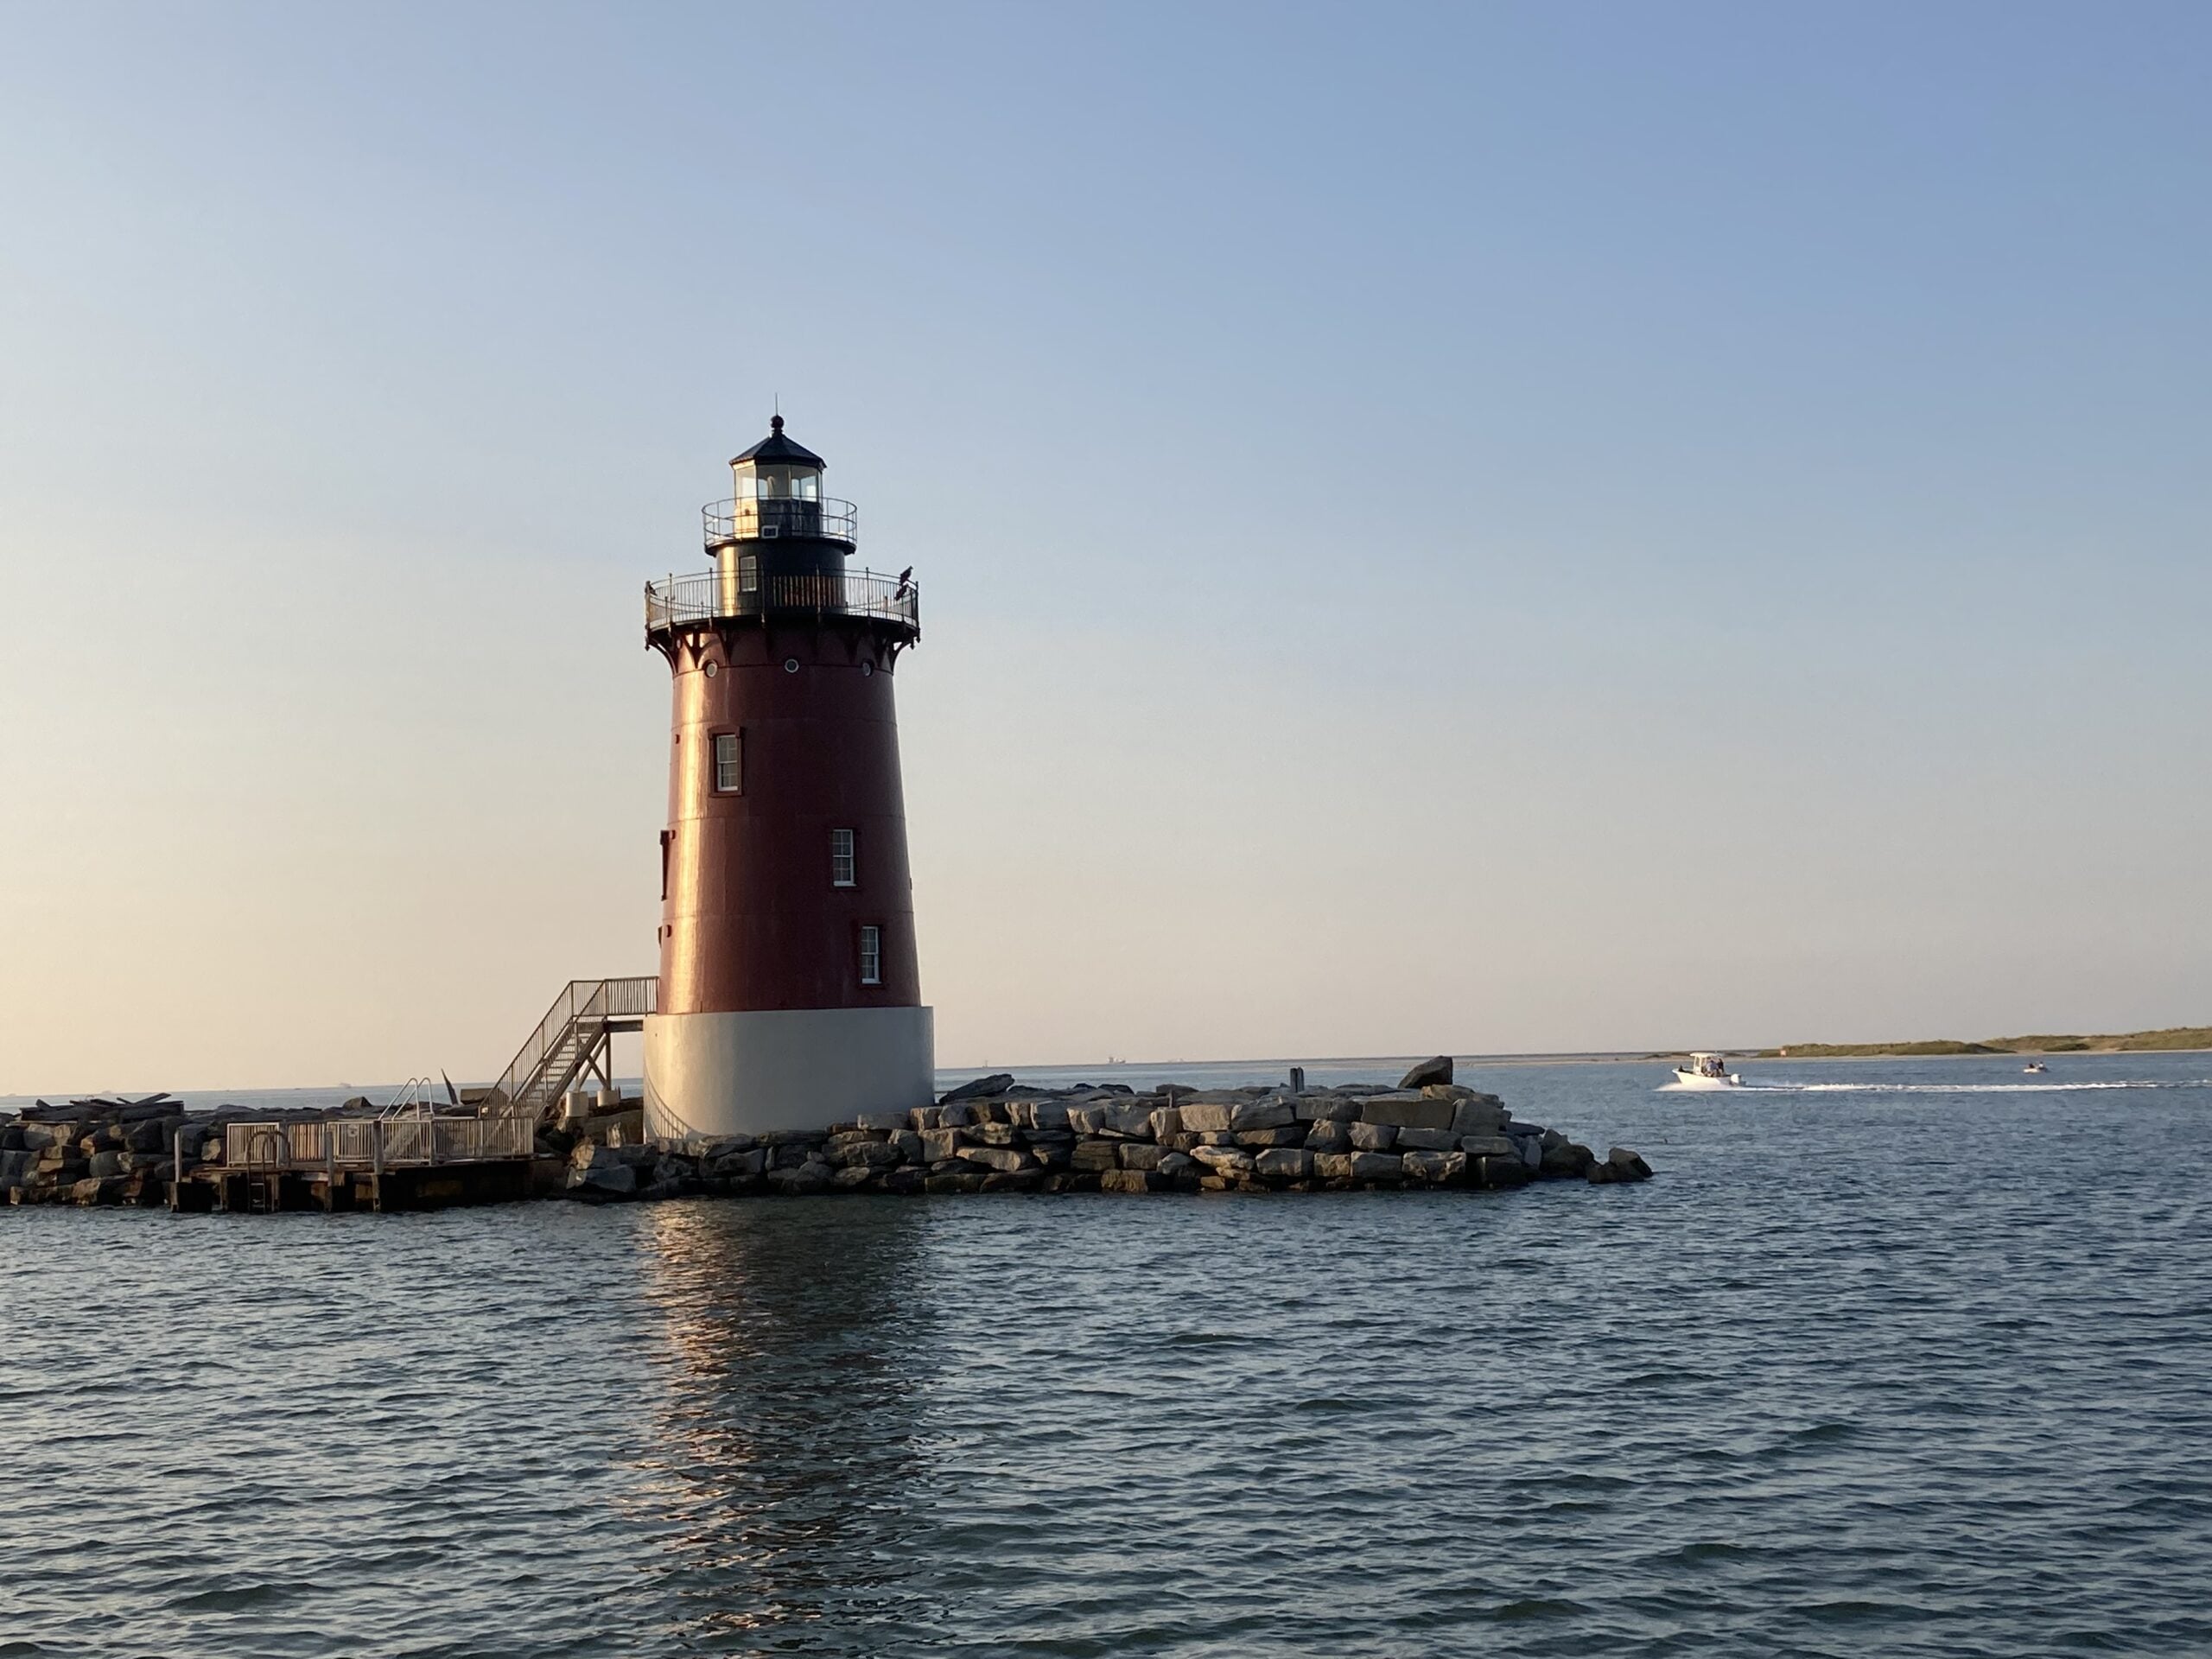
(4, 1054, 2212, 1654)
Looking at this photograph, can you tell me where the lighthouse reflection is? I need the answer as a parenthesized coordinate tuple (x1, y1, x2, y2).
(635, 1199, 942, 1649)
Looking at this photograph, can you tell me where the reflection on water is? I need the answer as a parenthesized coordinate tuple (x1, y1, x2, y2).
(632, 1200, 942, 1652)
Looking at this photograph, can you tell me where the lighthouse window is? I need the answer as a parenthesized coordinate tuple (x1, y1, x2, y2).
(830, 828, 856, 887)
(712, 732, 742, 793)
(858, 925, 882, 986)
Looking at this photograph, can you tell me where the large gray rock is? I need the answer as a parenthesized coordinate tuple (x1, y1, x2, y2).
(710, 1147, 767, 1179)
(1254, 1147, 1313, 1180)
(1229, 1098, 1295, 1133)
(1070, 1140, 1120, 1173)
(1293, 1095, 1363, 1123)
(1303, 1119, 1351, 1152)
(1313, 1151, 1355, 1181)
(963, 1146, 1033, 1174)
(124, 1116, 183, 1154)
(1346, 1121, 1398, 1152)
(1401, 1149, 1466, 1183)
(759, 1128, 826, 1147)
(1459, 1135, 1516, 1158)
(1362, 1096, 1456, 1130)
(1117, 1142, 1166, 1172)
(1395, 1126, 1459, 1153)
(86, 1151, 124, 1179)
(1178, 1102, 1233, 1134)
(1100, 1168, 1160, 1195)
(1478, 1154, 1535, 1188)
(1104, 1103, 1158, 1138)
(1190, 1146, 1255, 1177)
(1606, 1147, 1654, 1181)
(767, 1161, 835, 1194)
(1147, 1106, 1182, 1142)
(840, 1140, 904, 1169)
(939, 1073, 1015, 1105)
(1346, 1151, 1404, 1182)
(1066, 1105, 1106, 1135)
(1234, 1126, 1304, 1148)
(919, 1127, 960, 1163)
(1155, 1151, 1198, 1179)
(1398, 1055, 1454, 1089)
(1542, 1141, 1595, 1177)
(568, 1162, 638, 1196)
(1451, 1096, 1510, 1136)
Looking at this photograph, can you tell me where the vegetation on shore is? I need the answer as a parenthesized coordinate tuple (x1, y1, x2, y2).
(1749, 1027, 2212, 1059)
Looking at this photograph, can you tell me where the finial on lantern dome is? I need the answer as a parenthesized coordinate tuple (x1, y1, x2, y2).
(770, 414, 784, 434)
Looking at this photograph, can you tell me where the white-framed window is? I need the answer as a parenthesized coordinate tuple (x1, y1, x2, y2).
(713, 731, 742, 794)
(737, 553, 759, 594)
(858, 925, 881, 986)
(830, 828, 856, 887)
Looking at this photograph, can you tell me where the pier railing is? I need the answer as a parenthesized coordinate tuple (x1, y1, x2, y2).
(645, 569, 919, 639)
(224, 1116, 536, 1172)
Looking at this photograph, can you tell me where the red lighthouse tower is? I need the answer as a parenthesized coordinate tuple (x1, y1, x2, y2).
(640, 420, 931, 1138)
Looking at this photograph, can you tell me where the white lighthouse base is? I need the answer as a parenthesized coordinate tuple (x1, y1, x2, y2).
(641, 1006, 936, 1141)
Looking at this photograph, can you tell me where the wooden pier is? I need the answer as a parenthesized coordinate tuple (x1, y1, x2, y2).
(172, 1116, 537, 1214)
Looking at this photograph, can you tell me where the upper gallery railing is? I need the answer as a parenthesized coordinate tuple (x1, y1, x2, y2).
(645, 569, 920, 639)
(702, 496, 859, 546)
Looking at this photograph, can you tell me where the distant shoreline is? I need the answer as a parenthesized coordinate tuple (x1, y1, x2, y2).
(945, 1030, 2212, 1073)
(1742, 1026, 2212, 1060)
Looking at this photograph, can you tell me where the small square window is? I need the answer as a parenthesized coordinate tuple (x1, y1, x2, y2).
(713, 732, 741, 794)
(858, 925, 881, 986)
(830, 828, 856, 887)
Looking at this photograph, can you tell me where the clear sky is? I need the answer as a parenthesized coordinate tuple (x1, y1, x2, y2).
(2, 2, 2207, 1092)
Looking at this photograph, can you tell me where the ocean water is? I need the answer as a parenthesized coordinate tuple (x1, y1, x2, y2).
(4, 1051, 2211, 1656)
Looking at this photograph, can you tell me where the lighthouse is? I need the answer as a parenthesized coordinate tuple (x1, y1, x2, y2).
(640, 419, 932, 1139)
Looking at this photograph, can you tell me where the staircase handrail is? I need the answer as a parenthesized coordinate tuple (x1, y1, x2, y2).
(488, 976, 658, 1110)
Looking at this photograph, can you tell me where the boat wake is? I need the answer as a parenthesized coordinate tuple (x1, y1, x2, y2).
(1663, 1079, 2212, 1095)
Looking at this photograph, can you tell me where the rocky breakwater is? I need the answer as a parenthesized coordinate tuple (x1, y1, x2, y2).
(559, 1058, 1654, 1203)
(1, 1094, 213, 1208)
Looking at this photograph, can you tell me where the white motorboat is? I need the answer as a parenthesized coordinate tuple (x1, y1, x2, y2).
(1671, 1052, 1741, 1089)
(2022, 1061, 2047, 1074)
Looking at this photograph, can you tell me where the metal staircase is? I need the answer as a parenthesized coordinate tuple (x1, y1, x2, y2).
(486, 978, 658, 1118)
